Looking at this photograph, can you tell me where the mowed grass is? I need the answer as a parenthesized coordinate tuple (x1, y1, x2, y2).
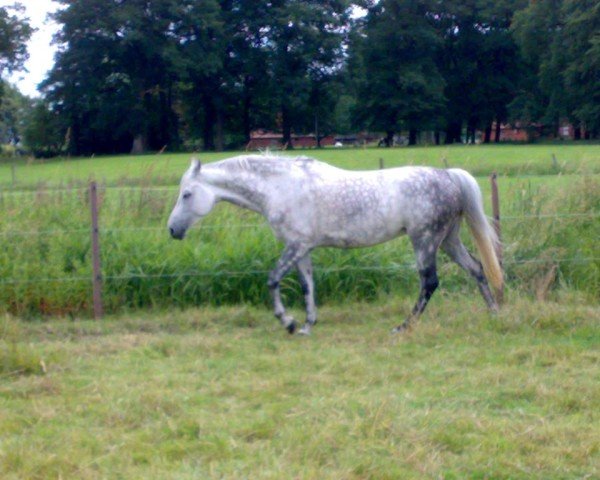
(1, 143, 599, 188)
(1, 294, 599, 479)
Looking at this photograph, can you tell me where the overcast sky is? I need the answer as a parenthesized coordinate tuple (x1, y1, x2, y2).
(1, 0, 60, 97)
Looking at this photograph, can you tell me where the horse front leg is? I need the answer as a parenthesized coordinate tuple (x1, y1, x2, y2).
(268, 243, 309, 334)
(296, 254, 316, 335)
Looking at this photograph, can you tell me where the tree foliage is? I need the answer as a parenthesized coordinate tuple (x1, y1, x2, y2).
(0, 3, 33, 75)
(4, 0, 598, 156)
(512, 0, 600, 136)
(351, 0, 446, 145)
(0, 2, 33, 104)
(0, 80, 30, 147)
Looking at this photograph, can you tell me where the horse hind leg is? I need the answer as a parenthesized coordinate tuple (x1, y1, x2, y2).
(441, 226, 498, 311)
(296, 254, 317, 335)
(393, 237, 440, 333)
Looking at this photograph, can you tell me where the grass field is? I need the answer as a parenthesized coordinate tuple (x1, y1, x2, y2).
(0, 144, 598, 478)
(1, 143, 599, 188)
(1, 294, 598, 479)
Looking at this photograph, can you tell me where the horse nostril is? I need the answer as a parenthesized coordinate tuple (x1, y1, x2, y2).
(169, 227, 175, 237)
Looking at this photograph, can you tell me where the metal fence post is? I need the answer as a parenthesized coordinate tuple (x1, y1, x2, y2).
(490, 172, 504, 303)
(89, 181, 103, 319)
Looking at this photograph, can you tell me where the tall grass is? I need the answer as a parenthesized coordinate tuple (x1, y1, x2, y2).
(0, 171, 597, 317)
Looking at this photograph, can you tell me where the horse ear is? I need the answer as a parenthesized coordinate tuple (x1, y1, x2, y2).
(190, 157, 202, 176)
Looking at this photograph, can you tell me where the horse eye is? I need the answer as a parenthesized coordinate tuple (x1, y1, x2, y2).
(182, 192, 192, 200)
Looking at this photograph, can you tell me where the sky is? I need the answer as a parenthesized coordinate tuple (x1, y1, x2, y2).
(1, 0, 60, 97)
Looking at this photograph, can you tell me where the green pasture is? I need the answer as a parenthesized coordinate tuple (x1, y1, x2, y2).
(1, 143, 599, 188)
(0, 145, 598, 479)
(1, 295, 598, 479)
(0, 145, 598, 317)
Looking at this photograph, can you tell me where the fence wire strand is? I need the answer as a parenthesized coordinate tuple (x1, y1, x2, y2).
(0, 212, 597, 237)
(1, 181, 598, 290)
(1, 256, 598, 287)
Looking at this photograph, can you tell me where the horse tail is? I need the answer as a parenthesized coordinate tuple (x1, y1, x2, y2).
(448, 169, 504, 294)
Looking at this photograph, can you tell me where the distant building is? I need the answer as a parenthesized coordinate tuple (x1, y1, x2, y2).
(246, 130, 336, 150)
(493, 122, 534, 142)
(491, 121, 586, 142)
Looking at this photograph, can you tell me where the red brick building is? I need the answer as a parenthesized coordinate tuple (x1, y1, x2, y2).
(246, 130, 336, 150)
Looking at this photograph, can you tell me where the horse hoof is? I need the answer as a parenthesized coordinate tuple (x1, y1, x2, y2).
(391, 324, 410, 334)
(286, 321, 296, 334)
(298, 325, 311, 336)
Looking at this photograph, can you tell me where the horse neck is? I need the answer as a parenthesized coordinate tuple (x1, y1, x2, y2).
(203, 163, 269, 214)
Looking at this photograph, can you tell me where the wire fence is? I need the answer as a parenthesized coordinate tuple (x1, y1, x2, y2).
(1, 179, 598, 316)
(0, 212, 598, 238)
(0, 256, 598, 287)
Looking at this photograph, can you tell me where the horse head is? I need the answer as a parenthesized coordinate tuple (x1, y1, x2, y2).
(168, 158, 216, 239)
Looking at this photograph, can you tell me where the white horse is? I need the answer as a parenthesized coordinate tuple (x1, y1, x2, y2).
(168, 155, 503, 335)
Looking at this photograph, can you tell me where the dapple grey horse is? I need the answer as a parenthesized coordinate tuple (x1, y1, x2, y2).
(168, 155, 503, 335)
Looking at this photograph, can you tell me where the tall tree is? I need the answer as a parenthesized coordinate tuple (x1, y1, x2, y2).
(261, 0, 350, 147)
(351, 0, 446, 145)
(0, 3, 33, 102)
(44, 0, 182, 155)
(23, 100, 64, 157)
(511, 0, 566, 136)
(172, 0, 227, 151)
(432, 0, 525, 143)
(561, 0, 600, 136)
(0, 80, 31, 146)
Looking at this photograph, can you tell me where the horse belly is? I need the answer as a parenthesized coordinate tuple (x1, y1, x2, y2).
(317, 206, 405, 248)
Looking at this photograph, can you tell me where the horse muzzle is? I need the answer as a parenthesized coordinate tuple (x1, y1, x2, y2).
(169, 225, 186, 240)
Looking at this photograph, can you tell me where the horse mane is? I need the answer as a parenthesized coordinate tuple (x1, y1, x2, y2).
(218, 154, 317, 177)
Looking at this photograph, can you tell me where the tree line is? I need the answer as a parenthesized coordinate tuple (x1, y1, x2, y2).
(1, 0, 598, 157)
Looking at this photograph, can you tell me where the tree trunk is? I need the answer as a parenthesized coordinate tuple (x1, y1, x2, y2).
(445, 122, 462, 144)
(241, 76, 254, 145)
(215, 108, 224, 152)
(574, 124, 581, 140)
(281, 103, 293, 149)
(385, 130, 394, 147)
(159, 89, 170, 150)
(203, 97, 216, 151)
(130, 134, 146, 154)
(434, 130, 440, 145)
(494, 120, 501, 143)
(408, 128, 417, 146)
(243, 91, 251, 145)
(484, 123, 492, 144)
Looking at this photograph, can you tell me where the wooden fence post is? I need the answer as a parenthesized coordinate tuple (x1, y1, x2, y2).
(490, 172, 504, 303)
(379, 158, 384, 169)
(551, 153, 558, 171)
(89, 181, 103, 319)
